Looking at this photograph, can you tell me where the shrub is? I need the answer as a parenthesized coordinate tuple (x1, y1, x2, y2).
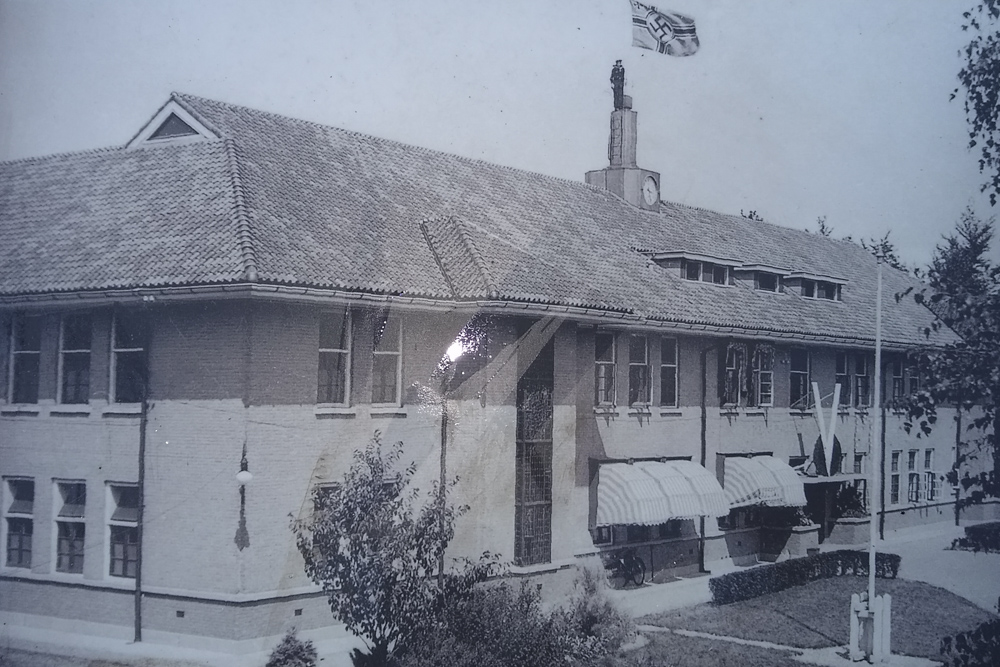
(266, 630, 317, 667)
(709, 550, 901, 605)
(834, 485, 869, 519)
(940, 617, 1000, 666)
(553, 566, 636, 662)
(951, 521, 1000, 554)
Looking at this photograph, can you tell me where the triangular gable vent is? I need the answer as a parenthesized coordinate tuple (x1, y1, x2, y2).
(149, 113, 197, 140)
(126, 97, 218, 149)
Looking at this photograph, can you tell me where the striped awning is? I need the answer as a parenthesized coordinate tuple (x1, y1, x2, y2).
(596, 460, 729, 527)
(723, 456, 807, 508)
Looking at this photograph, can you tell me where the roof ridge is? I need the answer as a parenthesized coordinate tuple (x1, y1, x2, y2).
(0, 144, 122, 167)
(171, 92, 615, 194)
(450, 216, 498, 299)
(223, 139, 259, 282)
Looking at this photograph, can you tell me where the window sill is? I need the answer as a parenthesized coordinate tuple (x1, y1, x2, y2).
(594, 406, 619, 416)
(370, 406, 407, 418)
(0, 405, 41, 416)
(314, 405, 357, 419)
(50, 404, 93, 417)
(627, 405, 652, 416)
(102, 404, 142, 417)
(658, 409, 682, 417)
(790, 409, 814, 417)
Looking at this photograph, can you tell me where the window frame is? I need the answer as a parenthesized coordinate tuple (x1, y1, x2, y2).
(835, 351, 851, 406)
(627, 334, 650, 406)
(755, 272, 779, 292)
(789, 348, 811, 409)
(54, 480, 86, 575)
(110, 313, 148, 405)
(594, 332, 617, 406)
(317, 309, 352, 406)
(889, 359, 904, 404)
(751, 347, 773, 408)
(3, 477, 34, 569)
(371, 315, 403, 406)
(890, 450, 901, 504)
(853, 354, 871, 408)
(682, 259, 702, 282)
(659, 337, 678, 408)
(58, 314, 92, 405)
(106, 483, 139, 579)
(8, 315, 42, 405)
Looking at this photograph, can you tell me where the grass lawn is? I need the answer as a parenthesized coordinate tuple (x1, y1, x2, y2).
(624, 631, 807, 667)
(641, 576, 996, 659)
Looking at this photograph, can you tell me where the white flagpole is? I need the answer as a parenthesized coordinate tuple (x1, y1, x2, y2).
(870, 259, 883, 604)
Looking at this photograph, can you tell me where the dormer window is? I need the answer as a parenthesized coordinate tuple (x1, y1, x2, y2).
(788, 272, 846, 301)
(681, 259, 729, 285)
(755, 272, 779, 292)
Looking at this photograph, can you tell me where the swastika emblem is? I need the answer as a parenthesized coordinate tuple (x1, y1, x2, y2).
(646, 12, 675, 44)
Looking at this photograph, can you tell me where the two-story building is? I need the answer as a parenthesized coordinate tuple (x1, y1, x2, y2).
(0, 89, 993, 653)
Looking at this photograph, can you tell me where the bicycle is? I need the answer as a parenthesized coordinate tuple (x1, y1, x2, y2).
(605, 547, 646, 587)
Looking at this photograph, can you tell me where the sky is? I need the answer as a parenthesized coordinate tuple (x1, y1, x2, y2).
(0, 0, 996, 268)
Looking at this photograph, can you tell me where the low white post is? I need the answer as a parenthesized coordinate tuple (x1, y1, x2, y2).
(849, 593, 863, 662)
(872, 594, 884, 663)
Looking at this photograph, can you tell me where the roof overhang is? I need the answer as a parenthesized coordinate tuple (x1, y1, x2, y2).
(787, 271, 849, 285)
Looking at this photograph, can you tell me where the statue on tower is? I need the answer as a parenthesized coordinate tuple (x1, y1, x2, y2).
(611, 60, 625, 110)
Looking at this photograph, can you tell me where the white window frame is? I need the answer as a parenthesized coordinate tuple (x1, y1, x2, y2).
(682, 259, 702, 282)
(110, 314, 146, 405)
(890, 359, 904, 403)
(789, 348, 810, 409)
(53, 480, 86, 575)
(8, 315, 41, 405)
(854, 354, 871, 408)
(105, 483, 139, 579)
(835, 351, 851, 406)
(890, 450, 901, 505)
(371, 316, 403, 406)
(58, 314, 92, 405)
(3, 477, 34, 570)
(752, 349, 773, 407)
(628, 335, 650, 406)
(317, 310, 352, 406)
(659, 337, 678, 408)
(594, 332, 617, 406)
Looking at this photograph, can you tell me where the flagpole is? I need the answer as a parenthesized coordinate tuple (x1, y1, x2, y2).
(870, 259, 883, 604)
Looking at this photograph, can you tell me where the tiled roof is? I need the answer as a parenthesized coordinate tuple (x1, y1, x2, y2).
(0, 92, 952, 347)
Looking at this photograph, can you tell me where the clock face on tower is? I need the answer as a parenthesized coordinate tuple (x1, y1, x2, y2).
(642, 175, 658, 206)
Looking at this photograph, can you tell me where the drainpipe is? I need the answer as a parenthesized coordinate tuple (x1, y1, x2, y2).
(134, 359, 150, 642)
(879, 403, 886, 540)
(698, 344, 716, 573)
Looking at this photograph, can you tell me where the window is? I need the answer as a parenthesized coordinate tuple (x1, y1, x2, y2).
(890, 360, 904, 404)
(594, 333, 616, 405)
(750, 346, 773, 407)
(56, 482, 86, 574)
(112, 314, 147, 403)
(108, 485, 138, 578)
(59, 315, 91, 404)
(591, 525, 612, 546)
(835, 352, 851, 406)
(906, 450, 920, 502)
(907, 366, 922, 395)
(719, 507, 759, 530)
(817, 282, 840, 301)
(854, 479, 868, 507)
(802, 279, 816, 298)
(628, 335, 650, 405)
(4, 479, 33, 568)
(923, 449, 933, 471)
(711, 264, 728, 285)
(853, 354, 870, 408)
(318, 309, 351, 405)
(371, 316, 402, 405)
(625, 524, 650, 543)
(756, 272, 779, 292)
(907, 450, 917, 471)
(659, 337, 678, 408)
(722, 345, 745, 406)
(658, 520, 683, 539)
(854, 453, 865, 475)
(924, 449, 937, 501)
(9, 316, 41, 404)
(890, 451, 901, 504)
(789, 349, 810, 409)
(683, 260, 701, 281)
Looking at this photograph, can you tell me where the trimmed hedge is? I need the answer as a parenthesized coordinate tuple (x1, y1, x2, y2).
(709, 550, 901, 605)
(940, 617, 1000, 667)
(951, 521, 1000, 554)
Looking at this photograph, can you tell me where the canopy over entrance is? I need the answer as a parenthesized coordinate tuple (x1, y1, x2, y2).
(596, 460, 728, 527)
(723, 455, 807, 508)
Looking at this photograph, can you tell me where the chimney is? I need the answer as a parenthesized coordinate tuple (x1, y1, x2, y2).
(586, 62, 661, 212)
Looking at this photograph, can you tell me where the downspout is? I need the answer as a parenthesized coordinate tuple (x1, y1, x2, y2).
(879, 402, 886, 540)
(698, 344, 716, 573)
(134, 340, 151, 642)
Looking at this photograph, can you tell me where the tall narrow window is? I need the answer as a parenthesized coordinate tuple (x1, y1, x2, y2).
(515, 338, 553, 566)
(924, 449, 937, 501)
(5, 479, 33, 568)
(10, 316, 41, 404)
(835, 352, 851, 406)
(890, 451, 901, 504)
(56, 482, 86, 574)
(907, 366, 922, 395)
(594, 333, 616, 406)
(372, 316, 402, 405)
(108, 485, 139, 578)
(907, 450, 920, 502)
(317, 310, 351, 405)
(750, 346, 773, 407)
(112, 314, 147, 404)
(628, 335, 649, 405)
(854, 354, 870, 408)
(789, 349, 810, 409)
(722, 345, 744, 406)
(659, 337, 678, 408)
(59, 315, 91, 404)
(889, 360, 904, 404)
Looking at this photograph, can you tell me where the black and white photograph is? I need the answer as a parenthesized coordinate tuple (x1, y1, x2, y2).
(1, 1, 999, 666)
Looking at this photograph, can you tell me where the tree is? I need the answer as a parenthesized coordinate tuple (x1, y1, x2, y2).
(861, 231, 907, 272)
(815, 215, 833, 237)
(899, 213, 1000, 507)
(292, 432, 469, 666)
(955, 1, 1000, 204)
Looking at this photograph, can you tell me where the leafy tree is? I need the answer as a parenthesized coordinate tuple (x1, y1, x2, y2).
(899, 214, 1000, 507)
(861, 231, 907, 272)
(292, 432, 473, 667)
(955, 0, 1000, 204)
